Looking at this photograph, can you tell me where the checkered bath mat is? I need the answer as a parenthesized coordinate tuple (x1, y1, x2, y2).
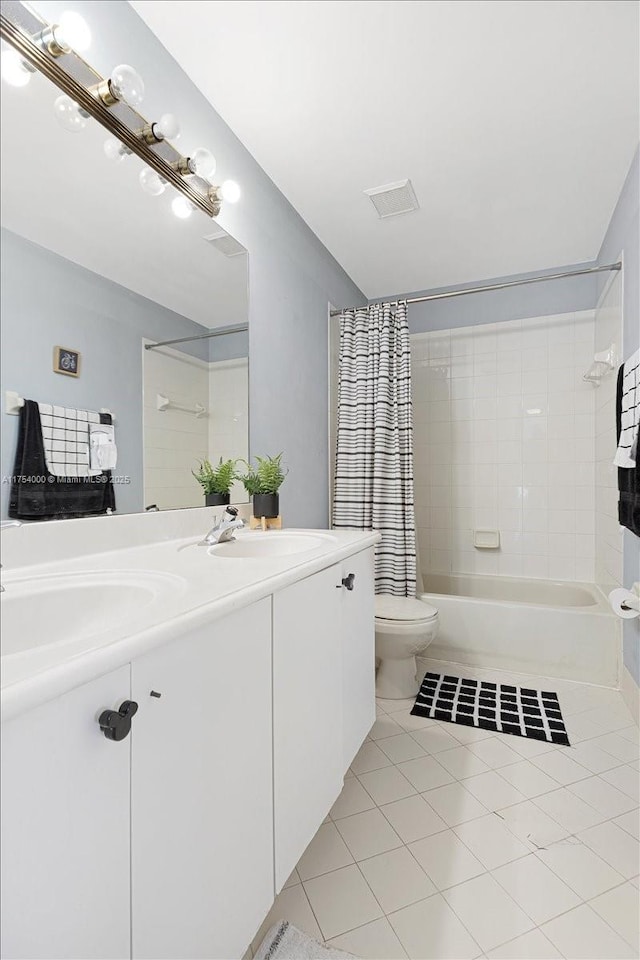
(412, 672, 570, 745)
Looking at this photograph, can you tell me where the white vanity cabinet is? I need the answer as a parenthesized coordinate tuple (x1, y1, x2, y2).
(130, 599, 274, 960)
(0, 666, 132, 960)
(338, 548, 376, 768)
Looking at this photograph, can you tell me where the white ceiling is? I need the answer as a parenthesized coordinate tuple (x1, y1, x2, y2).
(131, 0, 639, 299)
(0, 66, 247, 328)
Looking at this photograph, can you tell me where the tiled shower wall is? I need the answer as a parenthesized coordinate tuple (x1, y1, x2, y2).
(411, 311, 597, 582)
(594, 271, 624, 593)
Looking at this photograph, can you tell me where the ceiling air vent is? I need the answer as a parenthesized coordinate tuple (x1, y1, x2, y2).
(364, 179, 419, 219)
(203, 230, 247, 258)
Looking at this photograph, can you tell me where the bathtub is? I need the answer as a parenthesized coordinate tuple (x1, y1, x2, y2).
(420, 573, 619, 686)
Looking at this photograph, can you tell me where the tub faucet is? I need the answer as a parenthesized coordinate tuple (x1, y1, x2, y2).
(199, 506, 244, 546)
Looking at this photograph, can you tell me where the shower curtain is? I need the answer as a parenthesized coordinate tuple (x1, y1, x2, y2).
(332, 302, 417, 597)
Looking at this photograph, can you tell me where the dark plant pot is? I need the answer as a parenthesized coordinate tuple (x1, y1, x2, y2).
(253, 493, 279, 518)
(205, 492, 231, 507)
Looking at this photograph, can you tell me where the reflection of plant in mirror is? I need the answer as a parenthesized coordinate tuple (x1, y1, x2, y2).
(192, 458, 239, 495)
(240, 453, 287, 495)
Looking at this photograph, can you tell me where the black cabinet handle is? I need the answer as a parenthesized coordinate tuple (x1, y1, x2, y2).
(99, 700, 138, 741)
(338, 573, 356, 591)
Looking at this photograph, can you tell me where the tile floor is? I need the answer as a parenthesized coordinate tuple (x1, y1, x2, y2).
(249, 659, 639, 960)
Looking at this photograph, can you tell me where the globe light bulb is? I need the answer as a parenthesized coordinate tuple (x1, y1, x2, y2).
(103, 137, 129, 162)
(171, 196, 194, 219)
(220, 180, 241, 204)
(1, 49, 33, 87)
(153, 113, 180, 141)
(53, 94, 90, 132)
(139, 168, 166, 197)
(189, 147, 216, 179)
(54, 11, 91, 52)
(110, 64, 144, 106)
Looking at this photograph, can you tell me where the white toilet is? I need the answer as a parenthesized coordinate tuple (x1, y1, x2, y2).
(374, 595, 440, 699)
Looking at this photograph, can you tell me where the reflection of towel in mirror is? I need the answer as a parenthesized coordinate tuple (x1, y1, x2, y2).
(89, 422, 118, 471)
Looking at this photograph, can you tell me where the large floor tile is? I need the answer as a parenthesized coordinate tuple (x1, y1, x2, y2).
(504, 735, 556, 759)
(591, 732, 639, 763)
(568, 740, 626, 774)
(467, 737, 523, 769)
(534, 786, 606, 832)
(388, 893, 482, 959)
(393, 712, 438, 733)
(330, 777, 376, 820)
(486, 929, 562, 959)
(410, 726, 461, 755)
(376, 698, 416, 715)
(536, 839, 625, 899)
(335, 808, 403, 861)
(445, 722, 495, 745)
(589, 881, 640, 950)
(296, 822, 355, 880)
(358, 766, 417, 805)
(497, 760, 559, 798)
(497, 800, 568, 847)
(409, 829, 485, 890)
(492, 853, 580, 924)
(379, 794, 448, 843)
(578, 820, 640, 878)
(601, 763, 640, 801)
(378, 733, 428, 764)
(282, 867, 300, 889)
(369, 715, 405, 741)
(350, 741, 394, 775)
(454, 814, 531, 869)
(443, 874, 534, 951)
(251, 884, 322, 953)
(578, 705, 634, 732)
(462, 770, 526, 811)
(569, 774, 637, 817)
(358, 846, 436, 913)
(303, 864, 383, 940)
(541, 903, 636, 959)
(531, 750, 591, 785)
(327, 916, 408, 959)
(613, 808, 640, 840)
(422, 782, 488, 826)
(396, 756, 454, 792)
(436, 746, 491, 780)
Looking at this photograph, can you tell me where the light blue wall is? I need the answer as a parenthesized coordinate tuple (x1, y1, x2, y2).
(597, 147, 640, 687)
(373, 262, 599, 334)
(1, 229, 211, 516)
(31, 0, 365, 528)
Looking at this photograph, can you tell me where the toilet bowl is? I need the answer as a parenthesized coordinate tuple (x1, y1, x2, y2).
(375, 595, 440, 699)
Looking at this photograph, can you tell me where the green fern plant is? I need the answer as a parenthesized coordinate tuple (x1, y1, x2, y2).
(240, 453, 287, 495)
(192, 457, 238, 495)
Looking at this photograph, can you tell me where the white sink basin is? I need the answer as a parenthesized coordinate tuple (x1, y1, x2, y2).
(208, 532, 337, 559)
(1, 571, 182, 658)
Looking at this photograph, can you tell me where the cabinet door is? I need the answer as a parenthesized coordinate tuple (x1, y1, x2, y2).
(1, 667, 131, 960)
(272, 565, 343, 890)
(131, 599, 273, 960)
(340, 547, 376, 768)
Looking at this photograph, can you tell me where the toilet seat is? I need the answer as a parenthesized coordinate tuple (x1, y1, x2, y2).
(375, 595, 438, 624)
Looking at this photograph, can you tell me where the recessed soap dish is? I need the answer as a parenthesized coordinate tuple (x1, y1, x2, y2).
(474, 529, 500, 549)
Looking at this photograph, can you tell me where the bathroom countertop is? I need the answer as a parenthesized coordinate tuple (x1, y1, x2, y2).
(0, 522, 379, 722)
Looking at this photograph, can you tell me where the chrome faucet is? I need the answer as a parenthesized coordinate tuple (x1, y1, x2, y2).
(199, 506, 244, 546)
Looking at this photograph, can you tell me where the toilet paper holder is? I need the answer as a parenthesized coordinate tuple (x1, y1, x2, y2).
(609, 584, 640, 619)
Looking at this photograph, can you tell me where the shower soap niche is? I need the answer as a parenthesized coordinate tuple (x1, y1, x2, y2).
(474, 529, 500, 549)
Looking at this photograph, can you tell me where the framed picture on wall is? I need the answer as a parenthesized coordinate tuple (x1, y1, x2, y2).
(53, 345, 81, 377)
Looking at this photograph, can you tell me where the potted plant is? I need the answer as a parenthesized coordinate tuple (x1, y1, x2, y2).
(241, 453, 287, 518)
(192, 457, 238, 506)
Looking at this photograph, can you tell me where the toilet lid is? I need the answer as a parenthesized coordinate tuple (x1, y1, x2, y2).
(375, 595, 438, 622)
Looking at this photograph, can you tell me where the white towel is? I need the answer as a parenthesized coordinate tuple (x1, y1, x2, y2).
(89, 423, 118, 471)
(614, 348, 639, 468)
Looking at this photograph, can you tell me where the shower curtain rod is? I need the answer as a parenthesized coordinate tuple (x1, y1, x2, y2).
(329, 262, 622, 316)
(145, 322, 248, 350)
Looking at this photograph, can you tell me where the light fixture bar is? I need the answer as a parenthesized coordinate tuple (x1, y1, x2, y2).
(0, 9, 219, 219)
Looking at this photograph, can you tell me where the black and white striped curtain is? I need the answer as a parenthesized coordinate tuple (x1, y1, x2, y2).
(332, 302, 417, 597)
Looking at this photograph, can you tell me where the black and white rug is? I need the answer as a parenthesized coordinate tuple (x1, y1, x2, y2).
(411, 672, 570, 745)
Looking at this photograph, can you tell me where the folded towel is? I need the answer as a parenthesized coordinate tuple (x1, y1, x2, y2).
(89, 422, 118, 471)
(9, 400, 116, 521)
(613, 348, 639, 468)
(616, 366, 640, 537)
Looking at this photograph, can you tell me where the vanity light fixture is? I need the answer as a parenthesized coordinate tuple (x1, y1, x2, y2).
(0, 4, 240, 220)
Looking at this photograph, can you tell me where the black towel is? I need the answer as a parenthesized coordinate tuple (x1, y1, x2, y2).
(616, 366, 639, 537)
(8, 400, 116, 521)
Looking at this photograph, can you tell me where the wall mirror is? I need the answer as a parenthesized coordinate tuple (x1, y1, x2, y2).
(0, 20, 249, 519)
